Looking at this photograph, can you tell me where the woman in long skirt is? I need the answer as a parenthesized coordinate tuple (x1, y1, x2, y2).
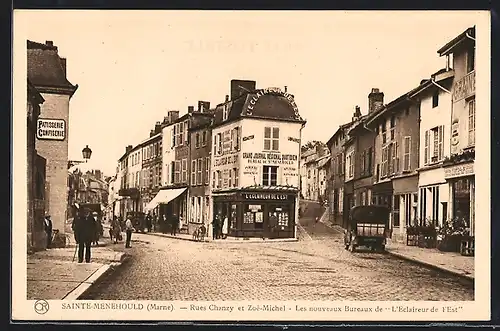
(222, 216, 229, 239)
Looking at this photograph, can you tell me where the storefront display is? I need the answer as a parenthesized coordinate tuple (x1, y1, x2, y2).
(212, 190, 297, 238)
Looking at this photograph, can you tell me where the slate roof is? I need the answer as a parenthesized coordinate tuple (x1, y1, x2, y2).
(212, 90, 305, 128)
(437, 26, 475, 56)
(27, 40, 77, 91)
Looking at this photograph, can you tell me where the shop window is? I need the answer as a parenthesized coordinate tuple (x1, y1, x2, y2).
(230, 204, 237, 229)
(264, 127, 280, 151)
(244, 204, 263, 229)
(452, 178, 472, 230)
(468, 99, 476, 146)
(263, 165, 278, 186)
(393, 195, 400, 227)
(269, 205, 290, 228)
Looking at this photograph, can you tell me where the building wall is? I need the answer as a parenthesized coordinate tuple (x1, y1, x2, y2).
(211, 120, 242, 190)
(35, 93, 71, 238)
(162, 124, 175, 186)
(239, 118, 302, 188)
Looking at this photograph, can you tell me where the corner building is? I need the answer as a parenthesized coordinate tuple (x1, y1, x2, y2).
(210, 80, 306, 239)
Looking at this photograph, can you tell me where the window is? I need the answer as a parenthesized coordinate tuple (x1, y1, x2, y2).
(232, 126, 241, 151)
(346, 151, 355, 180)
(367, 147, 372, 175)
(217, 133, 222, 155)
(467, 47, 475, 73)
(182, 159, 187, 183)
(191, 160, 196, 185)
(468, 99, 476, 146)
(202, 131, 207, 146)
(174, 161, 180, 183)
(381, 146, 388, 178)
(403, 136, 411, 171)
(390, 116, 395, 141)
(195, 133, 200, 148)
(217, 170, 222, 188)
(432, 91, 439, 108)
(338, 152, 344, 175)
(262, 165, 278, 186)
(234, 168, 239, 187)
(172, 126, 176, 148)
(392, 142, 399, 174)
(205, 157, 210, 184)
(223, 103, 229, 121)
(393, 195, 401, 227)
(212, 171, 216, 188)
(424, 130, 429, 165)
(360, 150, 365, 175)
(382, 123, 387, 144)
(228, 169, 232, 187)
(264, 127, 279, 151)
(184, 121, 189, 144)
(197, 158, 202, 185)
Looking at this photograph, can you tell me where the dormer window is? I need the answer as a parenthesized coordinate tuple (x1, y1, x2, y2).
(223, 103, 229, 121)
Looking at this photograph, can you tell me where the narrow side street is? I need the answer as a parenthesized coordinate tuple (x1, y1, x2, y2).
(81, 203, 474, 301)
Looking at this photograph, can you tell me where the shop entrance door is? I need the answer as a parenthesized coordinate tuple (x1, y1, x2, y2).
(267, 204, 294, 238)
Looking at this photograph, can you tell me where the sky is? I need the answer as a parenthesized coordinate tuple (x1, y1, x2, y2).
(17, 10, 482, 176)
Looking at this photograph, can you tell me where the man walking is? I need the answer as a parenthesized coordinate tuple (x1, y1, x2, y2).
(125, 214, 135, 248)
(43, 213, 53, 248)
(72, 208, 96, 263)
(171, 213, 179, 236)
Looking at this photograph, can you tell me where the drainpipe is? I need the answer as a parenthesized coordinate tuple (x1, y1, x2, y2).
(466, 32, 475, 41)
(430, 78, 451, 94)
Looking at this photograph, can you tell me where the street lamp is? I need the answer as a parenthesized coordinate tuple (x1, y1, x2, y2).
(82, 145, 92, 163)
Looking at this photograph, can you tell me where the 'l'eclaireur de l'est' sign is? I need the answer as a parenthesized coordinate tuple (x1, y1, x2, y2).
(36, 118, 66, 141)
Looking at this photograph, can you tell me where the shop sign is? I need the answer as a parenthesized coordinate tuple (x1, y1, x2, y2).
(452, 71, 475, 102)
(242, 135, 254, 142)
(444, 163, 474, 179)
(214, 154, 238, 167)
(288, 137, 300, 144)
(36, 118, 66, 141)
(246, 87, 300, 118)
(242, 152, 298, 165)
(244, 193, 290, 200)
(243, 165, 258, 176)
(283, 166, 298, 177)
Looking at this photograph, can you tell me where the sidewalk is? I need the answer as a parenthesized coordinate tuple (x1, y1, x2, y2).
(318, 211, 474, 281)
(145, 231, 298, 243)
(27, 232, 128, 300)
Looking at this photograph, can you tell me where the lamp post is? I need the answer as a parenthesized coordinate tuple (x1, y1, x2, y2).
(82, 145, 92, 163)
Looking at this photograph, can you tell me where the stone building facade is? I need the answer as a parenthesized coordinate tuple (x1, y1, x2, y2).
(28, 40, 78, 247)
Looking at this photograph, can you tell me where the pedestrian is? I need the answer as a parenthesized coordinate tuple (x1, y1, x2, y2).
(125, 214, 135, 248)
(171, 213, 179, 236)
(212, 216, 219, 240)
(43, 213, 53, 248)
(221, 215, 228, 239)
(91, 211, 101, 246)
(146, 213, 152, 233)
(72, 208, 96, 263)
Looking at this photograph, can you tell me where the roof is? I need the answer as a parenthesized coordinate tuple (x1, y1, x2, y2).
(27, 79, 45, 104)
(27, 40, 78, 94)
(326, 122, 352, 148)
(437, 26, 475, 56)
(212, 89, 306, 128)
(317, 156, 331, 169)
(408, 68, 452, 98)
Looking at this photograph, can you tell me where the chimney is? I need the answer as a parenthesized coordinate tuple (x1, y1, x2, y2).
(188, 106, 194, 114)
(95, 170, 102, 180)
(198, 101, 210, 113)
(368, 88, 384, 114)
(155, 121, 161, 133)
(168, 110, 179, 123)
(230, 79, 256, 100)
(60, 58, 67, 76)
(225, 95, 229, 102)
(45, 40, 53, 47)
(126, 145, 133, 153)
(284, 86, 288, 93)
(150, 130, 155, 137)
(352, 105, 362, 122)
(163, 116, 169, 124)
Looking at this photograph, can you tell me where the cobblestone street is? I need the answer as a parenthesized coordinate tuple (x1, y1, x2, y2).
(82, 212, 474, 301)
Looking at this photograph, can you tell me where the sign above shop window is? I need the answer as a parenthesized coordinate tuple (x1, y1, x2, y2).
(452, 71, 475, 102)
(246, 87, 301, 119)
(243, 193, 291, 200)
(36, 118, 66, 141)
(444, 162, 474, 179)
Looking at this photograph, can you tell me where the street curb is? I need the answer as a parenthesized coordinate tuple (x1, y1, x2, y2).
(385, 249, 475, 282)
(62, 253, 129, 300)
(146, 232, 299, 243)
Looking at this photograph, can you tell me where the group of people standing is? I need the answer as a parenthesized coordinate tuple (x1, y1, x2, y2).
(212, 214, 228, 240)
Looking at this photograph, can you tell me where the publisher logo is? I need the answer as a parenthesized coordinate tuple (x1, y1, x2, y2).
(34, 299, 49, 314)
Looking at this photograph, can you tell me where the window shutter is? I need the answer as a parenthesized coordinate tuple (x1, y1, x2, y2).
(395, 142, 400, 173)
(438, 125, 444, 160)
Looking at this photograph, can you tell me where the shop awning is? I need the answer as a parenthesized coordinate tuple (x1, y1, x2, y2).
(144, 187, 186, 211)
